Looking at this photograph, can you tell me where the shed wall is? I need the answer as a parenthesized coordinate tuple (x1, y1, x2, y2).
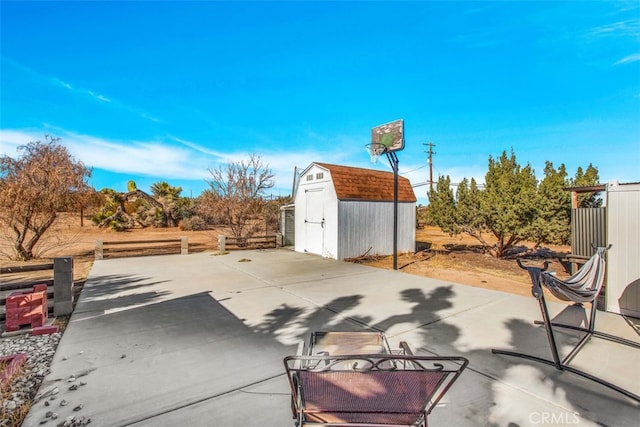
(606, 182, 640, 317)
(337, 200, 416, 260)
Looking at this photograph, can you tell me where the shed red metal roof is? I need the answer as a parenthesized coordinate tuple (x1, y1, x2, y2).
(314, 163, 416, 203)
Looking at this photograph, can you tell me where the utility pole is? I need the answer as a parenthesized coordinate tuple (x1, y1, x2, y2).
(423, 142, 436, 191)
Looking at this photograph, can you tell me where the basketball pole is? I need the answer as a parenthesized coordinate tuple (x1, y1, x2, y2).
(386, 150, 399, 270)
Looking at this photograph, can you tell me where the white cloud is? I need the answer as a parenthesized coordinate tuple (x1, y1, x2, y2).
(615, 53, 640, 65)
(7, 57, 157, 122)
(0, 129, 211, 181)
(0, 130, 35, 157)
(1, 128, 404, 198)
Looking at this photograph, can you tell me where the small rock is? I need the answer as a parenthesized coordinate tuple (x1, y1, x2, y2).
(51, 413, 59, 420)
(73, 404, 83, 412)
(50, 395, 58, 401)
(69, 384, 79, 391)
(46, 411, 54, 418)
(45, 400, 51, 406)
(79, 381, 87, 386)
(60, 399, 68, 406)
(120, 354, 126, 359)
(67, 377, 76, 382)
(39, 419, 48, 424)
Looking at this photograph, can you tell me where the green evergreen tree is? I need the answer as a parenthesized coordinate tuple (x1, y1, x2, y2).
(427, 175, 457, 235)
(571, 164, 602, 207)
(455, 177, 487, 245)
(481, 150, 538, 257)
(529, 162, 571, 246)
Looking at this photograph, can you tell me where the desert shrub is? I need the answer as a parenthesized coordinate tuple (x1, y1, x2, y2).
(180, 216, 207, 231)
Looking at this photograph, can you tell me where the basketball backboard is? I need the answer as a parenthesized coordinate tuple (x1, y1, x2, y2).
(370, 119, 404, 155)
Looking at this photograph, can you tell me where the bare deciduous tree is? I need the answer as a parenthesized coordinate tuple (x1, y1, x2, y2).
(0, 136, 92, 260)
(203, 154, 275, 238)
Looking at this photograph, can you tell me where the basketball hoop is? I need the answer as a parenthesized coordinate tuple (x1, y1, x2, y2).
(365, 142, 387, 164)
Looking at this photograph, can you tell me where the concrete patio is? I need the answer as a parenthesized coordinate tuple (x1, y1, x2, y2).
(23, 249, 640, 426)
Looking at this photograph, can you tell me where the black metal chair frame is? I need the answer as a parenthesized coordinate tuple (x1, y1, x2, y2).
(284, 353, 469, 427)
(492, 255, 640, 403)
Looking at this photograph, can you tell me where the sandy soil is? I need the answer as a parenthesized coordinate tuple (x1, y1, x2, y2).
(1, 213, 572, 301)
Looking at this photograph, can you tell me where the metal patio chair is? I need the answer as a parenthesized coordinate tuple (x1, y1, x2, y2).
(492, 247, 640, 402)
(285, 331, 468, 426)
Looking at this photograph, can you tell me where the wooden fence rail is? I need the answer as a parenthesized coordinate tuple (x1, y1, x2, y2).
(0, 257, 74, 322)
(217, 235, 279, 251)
(95, 237, 189, 260)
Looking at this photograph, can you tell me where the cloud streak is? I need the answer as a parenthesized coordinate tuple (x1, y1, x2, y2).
(0, 128, 359, 196)
(615, 53, 640, 65)
(4, 56, 158, 123)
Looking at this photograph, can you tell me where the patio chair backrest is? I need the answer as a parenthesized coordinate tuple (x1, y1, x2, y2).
(284, 354, 468, 426)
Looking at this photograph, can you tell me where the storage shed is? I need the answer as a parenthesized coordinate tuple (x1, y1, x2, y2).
(294, 162, 416, 260)
(567, 181, 640, 317)
(605, 181, 640, 317)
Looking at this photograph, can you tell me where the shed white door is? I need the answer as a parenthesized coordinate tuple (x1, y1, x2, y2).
(304, 188, 325, 256)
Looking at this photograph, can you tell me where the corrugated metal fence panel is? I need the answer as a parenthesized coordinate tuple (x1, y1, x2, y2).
(571, 207, 606, 256)
(606, 183, 640, 316)
(337, 201, 415, 260)
(281, 206, 295, 246)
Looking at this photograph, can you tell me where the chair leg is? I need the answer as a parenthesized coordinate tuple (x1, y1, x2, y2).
(534, 299, 640, 349)
(537, 292, 563, 369)
(534, 321, 640, 349)
(492, 294, 640, 403)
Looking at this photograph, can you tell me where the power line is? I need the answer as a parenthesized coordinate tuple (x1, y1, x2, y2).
(412, 181, 485, 189)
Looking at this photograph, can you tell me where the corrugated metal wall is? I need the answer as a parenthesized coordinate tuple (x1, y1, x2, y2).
(280, 205, 295, 246)
(337, 200, 415, 259)
(571, 207, 606, 256)
(606, 183, 640, 317)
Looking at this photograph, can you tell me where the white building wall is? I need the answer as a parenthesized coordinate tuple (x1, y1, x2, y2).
(606, 182, 640, 317)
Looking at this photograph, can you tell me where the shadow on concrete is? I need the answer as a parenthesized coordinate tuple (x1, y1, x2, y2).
(252, 286, 466, 421)
(74, 274, 171, 314)
(492, 311, 639, 426)
(251, 282, 639, 426)
(255, 295, 372, 337)
(45, 291, 295, 427)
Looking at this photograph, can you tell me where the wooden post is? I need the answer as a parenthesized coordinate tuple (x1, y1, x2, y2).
(95, 240, 103, 260)
(53, 257, 74, 317)
(218, 235, 226, 253)
(181, 236, 188, 255)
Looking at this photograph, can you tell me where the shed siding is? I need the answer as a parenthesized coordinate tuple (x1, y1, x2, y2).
(337, 200, 415, 260)
(606, 182, 640, 317)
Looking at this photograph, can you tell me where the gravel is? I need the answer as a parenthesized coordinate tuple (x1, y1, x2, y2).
(1, 332, 62, 427)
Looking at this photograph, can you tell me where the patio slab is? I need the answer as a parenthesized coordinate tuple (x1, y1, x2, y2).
(22, 249, 640, 426)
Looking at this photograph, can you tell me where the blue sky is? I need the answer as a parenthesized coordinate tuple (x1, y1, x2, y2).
(1, 1, 639, 205)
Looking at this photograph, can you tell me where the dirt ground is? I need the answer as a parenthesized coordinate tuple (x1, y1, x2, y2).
(1, 213, 573, 301)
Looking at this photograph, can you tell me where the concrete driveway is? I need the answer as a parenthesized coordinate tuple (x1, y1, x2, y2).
(23, 249, 640, 426)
